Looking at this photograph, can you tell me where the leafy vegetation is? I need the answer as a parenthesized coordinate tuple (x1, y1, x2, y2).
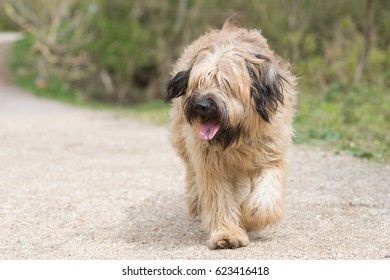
(8, 35, 170, 124)
(2, 0, 389, 162)
(295, 85, 389, 162)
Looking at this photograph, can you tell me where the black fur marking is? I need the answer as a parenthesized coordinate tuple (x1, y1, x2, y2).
(246, 63, 285, 123)
(166, 69, 191, 101)
(214, 125, 242, 150)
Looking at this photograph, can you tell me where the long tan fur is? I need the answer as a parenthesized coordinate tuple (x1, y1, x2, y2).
(166, 16, 296, 249)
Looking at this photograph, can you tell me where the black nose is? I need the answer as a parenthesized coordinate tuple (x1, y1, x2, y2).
(194, 99, 212, 113)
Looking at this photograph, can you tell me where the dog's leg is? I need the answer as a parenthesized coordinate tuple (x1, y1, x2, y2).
(184, 164, 199, 217)
(197, 173, 249, 249)
(241, 164, 286, 231)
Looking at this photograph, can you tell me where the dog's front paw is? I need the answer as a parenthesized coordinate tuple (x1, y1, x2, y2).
(241, 198, 284, 231)
(208, 230, 249, 250)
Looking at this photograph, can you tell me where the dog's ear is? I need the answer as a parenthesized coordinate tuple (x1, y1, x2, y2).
(246, 54, 286, 123)
(166, 69, 191, 102)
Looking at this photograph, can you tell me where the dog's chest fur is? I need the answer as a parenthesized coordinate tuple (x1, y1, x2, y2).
(188, 133, 264, 179)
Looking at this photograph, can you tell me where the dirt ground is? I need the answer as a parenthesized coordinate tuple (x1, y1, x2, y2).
(0, 34, 389, 260)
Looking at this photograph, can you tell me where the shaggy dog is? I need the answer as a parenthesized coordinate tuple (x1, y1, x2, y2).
(166, 16, 296, 249)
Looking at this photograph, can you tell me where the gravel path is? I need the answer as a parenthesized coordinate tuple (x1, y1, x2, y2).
(0, 35, 389, 260)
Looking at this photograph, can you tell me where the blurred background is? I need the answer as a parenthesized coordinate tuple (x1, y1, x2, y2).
(0, 0, 389, 162)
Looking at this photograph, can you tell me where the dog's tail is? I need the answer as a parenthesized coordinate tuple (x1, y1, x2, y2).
(222, 13, 243, 30)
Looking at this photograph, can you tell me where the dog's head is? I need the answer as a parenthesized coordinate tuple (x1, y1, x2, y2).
(166, 20, 291, 148)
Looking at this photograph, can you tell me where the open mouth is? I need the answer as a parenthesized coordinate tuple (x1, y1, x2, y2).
(199, 118, 221, 141)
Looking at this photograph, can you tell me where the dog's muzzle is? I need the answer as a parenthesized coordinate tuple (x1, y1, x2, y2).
(187, 96, 222, 141)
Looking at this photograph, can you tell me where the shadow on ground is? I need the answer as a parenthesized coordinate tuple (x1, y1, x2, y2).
(120, 190, 208, 250)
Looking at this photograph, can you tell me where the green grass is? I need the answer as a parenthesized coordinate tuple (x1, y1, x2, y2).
(294, 84, 390, 162)
(7, 36, 390, 163)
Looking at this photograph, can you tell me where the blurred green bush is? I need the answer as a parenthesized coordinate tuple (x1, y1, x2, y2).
(5, 0, 185, 103)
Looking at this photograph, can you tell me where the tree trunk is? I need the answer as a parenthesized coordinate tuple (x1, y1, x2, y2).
(173, 0, 187, 33)
(354, 0, 374, 83)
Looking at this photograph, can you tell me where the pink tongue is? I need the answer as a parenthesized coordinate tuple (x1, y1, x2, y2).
(199, 120, 221, 141)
